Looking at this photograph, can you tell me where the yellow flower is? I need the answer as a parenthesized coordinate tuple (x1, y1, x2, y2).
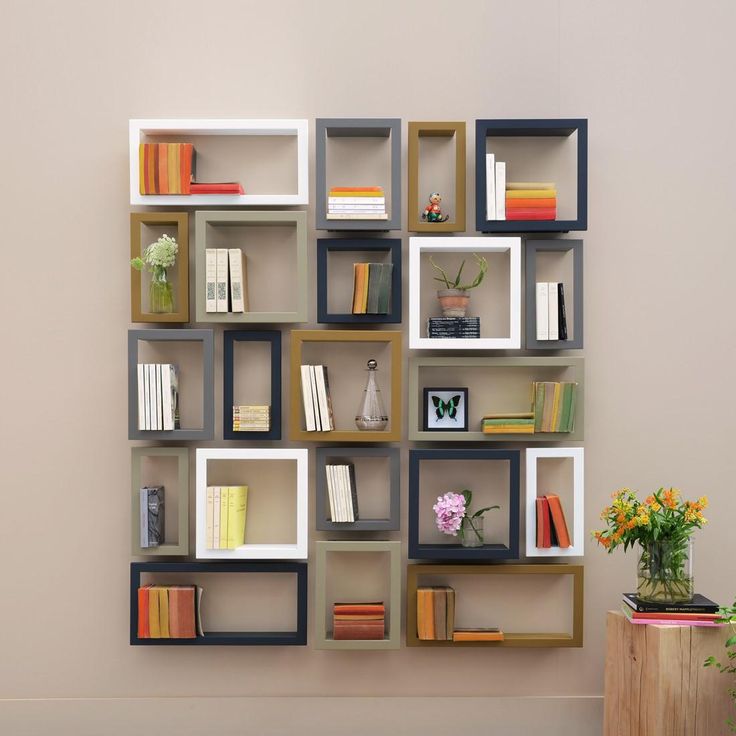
(698, 496, 709, 509)
(636, 513, 650, 526)
(650, 501, 661, 511)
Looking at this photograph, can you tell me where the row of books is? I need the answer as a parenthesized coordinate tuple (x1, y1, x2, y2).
(326, 464, 359, 522)
(137, 584, 202, 639)
(417, 586, 504, 642)
(138, 143, 244, 195)
(136, 363, 179, 431)
(299, 365, 334, 432)
(427, 316, 481, 339)
(536, 282, 569, 340)
(352, 262, 393, 314)
(205, 486, 248, 550)
(505, 182, 557, 221)
(139, 486, 164, 548)
(533, 381, 577, 433)
(332, 601, 385, 640)
(205, 248, 248, 313)
(622, 593, 722, 626)
(327, 186, 387, 220)
(232, 405, 270, 432)
(536, 494, 571, 548)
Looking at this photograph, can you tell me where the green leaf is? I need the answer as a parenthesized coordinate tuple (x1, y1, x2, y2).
(704, 656, 716, 667)
(130, 257, 145, 271)
(726, 635, 736, 649)
(461, 489, 472, 508)
(473, 505, 500, 517)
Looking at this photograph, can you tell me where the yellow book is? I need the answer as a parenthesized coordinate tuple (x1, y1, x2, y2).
(329, 190, 384, 197)
(138, 143, 146, 194)
(167, 143, 178, 195)
(361, 263, 370, 313)
(219, 487, 230, 550)
(148, 586, 161, 638)
(505, 189, 557, 199)
(227, 485, 248, 549)
(483, 425, 536, 434)
(551, 382, 562, 432)
(158, 587, 170, 638)
(506, 182, 555, 191)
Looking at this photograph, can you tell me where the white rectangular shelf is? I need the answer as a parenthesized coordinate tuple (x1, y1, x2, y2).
(195, 448, 308, 560)
(525, 447, 584, 557)
(129, 119, 309, 206)
(409, 237, 521, 350)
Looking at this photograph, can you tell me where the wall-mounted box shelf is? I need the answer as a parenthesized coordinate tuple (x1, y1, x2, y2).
(315, 447, 400, 531)
(223, 330, 282, 441)
(525, 240, 584, 350)
(317, 239, 402, 324)
(475, 119, 588, 233)
(128, 329, 214, 441)
(408, 121, 466, 232)
(289, 330, 402, 443)
(195, 448, 308, 560)
(130, 561, 307, 646)
(409, 237, 521, 350)
(130, 212, 189, 324)
(314, 541, 401, 650)
(408, 449, 520, 560)
(131, 447, 189, 556)
(194, 210, 308, 324)
(129, 119, 309, 206)
(408, 355, 584, 442)
(525, 447, 584, 557)
(406, 563, 584, 647)
(315, 118, 401, 231)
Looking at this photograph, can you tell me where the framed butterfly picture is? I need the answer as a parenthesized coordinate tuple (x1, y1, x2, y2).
(422, 387, 469, 432)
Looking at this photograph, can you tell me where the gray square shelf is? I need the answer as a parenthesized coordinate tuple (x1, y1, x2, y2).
(128, 329, 215, 441)
(525, 240, 584, 350)
(315, 118, 401, 231)
(315, 447, 400, 532)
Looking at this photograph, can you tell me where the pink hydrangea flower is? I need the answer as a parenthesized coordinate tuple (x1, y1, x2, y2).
(433, 491, 466, 536)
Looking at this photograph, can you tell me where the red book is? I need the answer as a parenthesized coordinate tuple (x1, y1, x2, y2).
(545, 494, 571, 548)
(137, 586, 150, 639)
(506, 197, 557, 209)
(179, 143, 194, 195)
(190, 182, 244, 194)
(630, 610, 721, 621)
(332, 621, 385, 640)
(333, 604, 385, 616)
(168, 586, 196, 638)
(536, 497, 551, 548)
(506, 211, 556, 221)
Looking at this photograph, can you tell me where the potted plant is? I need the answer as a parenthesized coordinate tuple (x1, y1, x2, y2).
(592, 487, 708, 603)
(433, 489, 499, 548)
(131, 233, 179, 314)
(704, 599, 736, 732)
(429, 253, 488, 318)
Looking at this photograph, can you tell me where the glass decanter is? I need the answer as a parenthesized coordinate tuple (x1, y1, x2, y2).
(355, 359, 388, 431)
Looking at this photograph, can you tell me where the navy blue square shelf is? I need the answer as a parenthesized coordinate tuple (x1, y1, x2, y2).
(475, 119, 588, 233)
(130, 562, 308, 646)
(316, 239, 402, 324)
(223, 330, 281, 441)
(408, 449, 520, 561)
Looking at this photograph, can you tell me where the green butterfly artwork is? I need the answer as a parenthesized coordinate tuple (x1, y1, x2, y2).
(433, 395, 461, 421)
(423, 388, 469, 432)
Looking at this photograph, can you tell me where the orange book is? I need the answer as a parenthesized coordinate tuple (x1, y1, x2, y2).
(330, 186, 383, 192)
(139, 144, 147, 194)
(352, 263, 367, 314)
(168, 143, 179, 194)
(137, 586, 150, 638)
(148, 144, 156, 193)
(505, 198, 557, 208)
(545, 494, 571, 548)
(180, 143, 193, 194)
(418, 588, 435, 640)
(168, 586, 197, 638)
(361, 263, 370, 313)
(148, 586, 161, 638)
(453, 629, 505, 642)
(158, 143, 169, 193)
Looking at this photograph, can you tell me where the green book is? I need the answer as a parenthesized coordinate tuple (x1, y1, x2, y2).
(533, 382, 545, 432)
(559, 383, 573, 433)
(565, 383, 578, 432)
(366, 263, 382, 314)
(376, 263, 393, 314)
(482, 418, 535, 425)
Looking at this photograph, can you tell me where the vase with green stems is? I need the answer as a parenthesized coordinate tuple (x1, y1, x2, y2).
(637, 538, 693, 603)
(131, 233, 178, 315)
(433, 488, 500, 548)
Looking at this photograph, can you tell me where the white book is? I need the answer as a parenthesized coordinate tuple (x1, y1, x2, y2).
(548, 282, 559, 340)
(325, 213, 388, 220)
(300, 365, 316, 431)
(308, 365, 322, 431)
(228, 248, 246, 313)
(137, 364, 145, 431)
(205, 248, 218, 313)
(213, 487, 221, 550)
(140, 488, 148, 548)
(335, 465, 346, 522)
(328, 205, 386, 212)
(314, 366, 331, 433)
(142, 364, 149, 430)
(328, 209, 387, 215)
(206, 486, 214, 549)
(216, 248, 229, 313)
(161, 364, 173, 431)
(485, 153, 496, 219)
(169, 365, 179, 430)
(327, 196, 385, 205)
(341, 466, 353, 522)
(326, 466, 336, 521)
(495, 161, 506, 220)
(536, 283, 549, 340)
(155, 364, 163, 431)
(147, 364, 156, 430)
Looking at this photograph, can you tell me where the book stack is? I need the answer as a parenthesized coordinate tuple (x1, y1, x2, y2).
(621, 593, 722, 626)
(506, 182, 557, 221)
(327, 186, 388, 220)
(427, 316, 481, 339)
(332, 601, 386, 640)
(325, 464, 359, 522)
(232, 405, 270, 432)
(535, 282, 568, 340)
(205, 486, 248, 550)
(533, 381, 577, 433)
(535, 494, 571, 548)
(205, 248, 248, 313)
(351, 263, 393, 314)
(139, 486, 164, 548)
(138, 143, 195, 194)
(136, 364, 179, 431)
(137, 584, 201, 639)
(416, 586, 455, 641)
(299, 365, 335, 432)
(481, 412, 535, 435)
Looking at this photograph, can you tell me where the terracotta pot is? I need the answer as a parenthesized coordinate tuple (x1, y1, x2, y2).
(437, 289, 469, 317)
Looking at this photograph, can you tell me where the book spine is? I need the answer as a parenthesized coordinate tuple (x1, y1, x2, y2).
(533, 382, 545, 433)
(146, 364, 156, 430)
(216, 248, 229, 313)
(308, 366, 322, 430)
(300, 365, 316, 432)
(161, 364, 173, 431)
(206, 486, 214, 549)
(366, 263, 381, 314)
(548, 282, 559, 340)
(155, 364, 163, 431)
(377, 263, 393, 314)
(212, 487, 221, 550)
(325, 213, 388, 220)
(228, 248, 246, 313)
(219, 487, 229, 549)
(485, 153, 496, 219)
(325, 466, 336, 521)
(536, 283, 549, 340)
(140, 487, 149, 548)
(495, 161, 506, 220)
(137, 364, 145, 430)
(148, 487, 164, 546)
(558, 283, 568, 340)
(205, 249, 217, 313)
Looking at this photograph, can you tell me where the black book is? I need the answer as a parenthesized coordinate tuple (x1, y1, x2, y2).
(558, 283, 568, 340)
(427, 317, 481, 338)
(622, 593, 719, 614)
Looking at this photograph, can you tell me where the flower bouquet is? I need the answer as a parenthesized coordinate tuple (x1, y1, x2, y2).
(433, 489, 499, 548)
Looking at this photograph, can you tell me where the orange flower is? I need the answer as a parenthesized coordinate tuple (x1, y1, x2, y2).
(645, 495, 655, 505)
(662, 488, 678, 509)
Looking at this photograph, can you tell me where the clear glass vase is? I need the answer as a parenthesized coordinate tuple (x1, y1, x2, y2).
(355, 359, 388, 431)
(149, 267, 174, 314)
(459, 515, 484, 548)
(637, 538, 694, 603)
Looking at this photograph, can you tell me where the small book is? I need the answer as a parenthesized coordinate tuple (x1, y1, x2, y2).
(558, 283, 568, 340)
(140, 486, 164, 548)
(494, 161, 506, 220)
(452, 629, 504, 642)
(536, 283, 549, 340)
(189, 182, 244, 194)
(485, 153, 496, 219)
(206, 486, 214, 549)
(545, 494, 571, 548)
(325, 213, 388, 220)
(548, 282, 559, 340)
(376, 263, 393, 314)
(161, 364, 173, 431)
(137, 364, 145, 431)
(300, 365, 316, 432)
(216, 248, 229, 313)
(155, 364, 163, 431)
(622, 593, 719, 614)
(205, 249, 217, 313)
(226, 485, 248, 549)
(219, 487, 229, 550)
(366, 263, 382, 314)
(308, 365, 322, 430)
(228, 248, 247, 313)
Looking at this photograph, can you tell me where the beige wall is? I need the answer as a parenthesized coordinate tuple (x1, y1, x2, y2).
(1, 0, 735, 733)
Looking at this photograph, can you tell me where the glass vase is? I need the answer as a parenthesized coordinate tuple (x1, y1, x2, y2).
(459, 515, 484, 548)
(149, 267, 174, 314)
(355, 359, 388, 431)
(636, 538, 694, 603)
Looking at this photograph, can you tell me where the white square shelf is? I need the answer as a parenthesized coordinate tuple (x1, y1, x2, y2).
(525, 447, 584, 557)
(129, 119, 309, 206)
(195, 448, 308, 560)
(409, 237, 521, 350)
